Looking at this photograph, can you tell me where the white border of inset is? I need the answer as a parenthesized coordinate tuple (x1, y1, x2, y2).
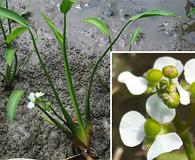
(110, 51, 195, 160)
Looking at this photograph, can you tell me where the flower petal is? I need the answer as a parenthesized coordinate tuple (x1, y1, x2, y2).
(119, 111, 146, 147)
(146, 94, 176, 123)
(28, 93, 35, 101)
(147, 132, 183, 160)
(177, 84, 190, 105)
(153, 57, 183, 77)
(118, 71, 148, 95)
(35, 92, 45, 98)
(27, 102, 35, 109)
(184, 59, 195, 84)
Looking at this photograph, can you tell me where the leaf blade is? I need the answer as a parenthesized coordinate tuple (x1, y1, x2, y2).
(130, 9, 176, 21)
(7, 90, 24, 124)
(41, 12, 63, 48)
(82, 17, 110, 37)
(5, 48, 15, 66)
(0, 7, 29, 28)
(129, 27, 141, 47)
(187, 8, 195, 17)
(60, 0, 75, 14)
(6, 26, 27, 44)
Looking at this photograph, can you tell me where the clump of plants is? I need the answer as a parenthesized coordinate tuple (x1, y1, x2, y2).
(0, 0, 28, 89)
(118, 56, 195, 160)
(0, 0, 179, 159)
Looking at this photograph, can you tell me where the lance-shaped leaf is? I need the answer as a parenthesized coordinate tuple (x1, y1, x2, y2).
(0, 7, 29, 28)
(5, 48, 15, 66)
(130, 9, 176, 21)
(7, 90, 24, 124)
(6, 26, 27, 44)
(82, 17, 110, 37)
(60, 0, 75, 14)
(129, 27, 141, 47)
(187, 8, 195, 17)
(41, 12, 63, 48)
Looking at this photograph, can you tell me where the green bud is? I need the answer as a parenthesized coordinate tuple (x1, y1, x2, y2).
(162, 65, 178, 79)
(166, 84, 177, 93)
(144, 119, 161, 138)
(162, 92, 180, 109)
(190, 82, 195, 98)
(146, 69, 163, 83)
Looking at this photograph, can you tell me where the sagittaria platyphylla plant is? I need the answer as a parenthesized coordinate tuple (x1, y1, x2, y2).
(118, 56, 195, 160)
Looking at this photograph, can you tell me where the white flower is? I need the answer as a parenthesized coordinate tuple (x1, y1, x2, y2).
(27, 92, 45, 109)
(177, 59, 195, 105)
(146, 94, 176, 123)
(184, 59, 195, 84)
(118, 71, 148, 95)
(119, 111, 183, 160)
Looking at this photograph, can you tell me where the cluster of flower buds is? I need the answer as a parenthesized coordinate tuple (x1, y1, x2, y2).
(118, 56, 195, 160)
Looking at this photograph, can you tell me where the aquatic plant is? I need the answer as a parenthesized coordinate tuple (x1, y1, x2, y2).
(0, 0, 27, 89)
(118, 56, 195, 160)
(0, 0, 177, 159)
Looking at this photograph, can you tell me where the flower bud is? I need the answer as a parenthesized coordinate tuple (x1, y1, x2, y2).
(162, 92, 180, 109)
(166, 84, 177, 93)
(146, 69, 163, 83)
(190, 82, 195, 98)
(162, 65, 178, 79)
(144, 119, 161, 138)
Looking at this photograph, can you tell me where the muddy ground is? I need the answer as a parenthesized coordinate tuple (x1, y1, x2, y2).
(0, 0, 110, 160)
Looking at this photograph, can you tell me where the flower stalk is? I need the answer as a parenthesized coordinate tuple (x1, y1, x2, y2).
(173, 114, 195, 160)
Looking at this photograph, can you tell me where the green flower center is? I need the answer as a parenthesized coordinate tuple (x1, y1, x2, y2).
(146, 69, 163, 83)
(162, 65, 178, 79)
(144, 119, 161, 138)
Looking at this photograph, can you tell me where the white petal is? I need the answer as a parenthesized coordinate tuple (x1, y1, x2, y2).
(28, 92, 35, 101)
(119, 111, 146, 147)
(153, 57, 183, 77)
(118, 71, 148, 95)
(177, 84, 190, 105)
(146, 94, 176, 123)
(147, 133, 183, 160)
(27, 102, 35, 109)
(35, 92, 45, 98)
(184, 59, 195, 84)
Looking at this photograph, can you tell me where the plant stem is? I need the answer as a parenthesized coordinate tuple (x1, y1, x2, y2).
(5, 0, 11, 33)
(173, 114, 195, 160)
(62, 14, 86, 140)
(187, 103, 195, 127)
(36, 103, 72, 136)
(28, 29, 76, 134)
(84, 20, 134, 130)
(0, 18, 7, 41)
(108, 35, 112, 51)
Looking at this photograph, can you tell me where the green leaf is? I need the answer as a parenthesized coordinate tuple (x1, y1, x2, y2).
(5, 48, 15, 66)
(6, 26, 27, 44)
(130, 9, 176, 21)
(41, 12, 63, 48)
(0, 7, 29, 28)
(7, 90, 24, 124)
(60, 0, 75, 14)
(187, 8, 195, 17)
(129, 27, 141, 47)
(82, 17, 110, 37)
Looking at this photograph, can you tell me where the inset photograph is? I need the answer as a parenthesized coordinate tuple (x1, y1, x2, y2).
(112, 53, 195, 160)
